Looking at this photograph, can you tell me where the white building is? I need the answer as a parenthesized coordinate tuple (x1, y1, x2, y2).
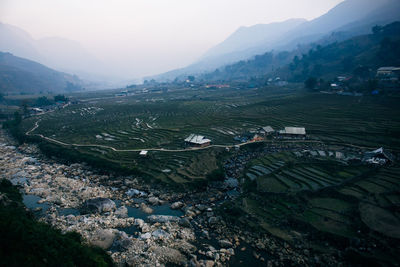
(184, 134, 211, 147)
(278, 127, 306, 139)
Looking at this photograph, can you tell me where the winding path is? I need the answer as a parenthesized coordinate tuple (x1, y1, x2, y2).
(26, 118, 330, 153)
(25, 107, 383, 153)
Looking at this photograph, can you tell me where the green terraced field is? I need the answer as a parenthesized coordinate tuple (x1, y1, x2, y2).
(20, 86, 400, 187)
(245, 151, 371, 193)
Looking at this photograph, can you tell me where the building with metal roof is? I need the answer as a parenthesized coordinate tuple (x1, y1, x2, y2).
(184, 134, 211, 147)
(278, 127, 306, 139)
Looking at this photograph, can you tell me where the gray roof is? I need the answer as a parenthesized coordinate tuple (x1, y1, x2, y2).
(280, 127, 306, 135)
(261, 126, 274, 132)
(184, 134, 211, 144)
(378, 67, 400, 71)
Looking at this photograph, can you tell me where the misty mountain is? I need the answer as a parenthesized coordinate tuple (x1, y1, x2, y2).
(201, 18, 306, 62)
(0, 52, 82, 95)
(151, 0, 400, 82)
(200, 21, 400, 85)
(0, 22, 42, 62)
(0, 22, 102, 81)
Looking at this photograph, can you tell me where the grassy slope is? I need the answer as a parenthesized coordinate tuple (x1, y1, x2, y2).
(18, 86, 400, 186)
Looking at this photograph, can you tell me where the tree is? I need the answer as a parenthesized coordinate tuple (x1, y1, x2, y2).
(187, 76, 195, 82)
(35, 96, 52, 107)
(65, 82, 81, 92)
(54, 95, 68, 102)
(21, 101, 29, 116)
(304, 77, 318, 90)
(13, 111, 22, 125)
(372, 25, 382, 35)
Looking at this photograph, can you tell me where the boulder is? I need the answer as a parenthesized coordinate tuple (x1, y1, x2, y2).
(115, 206, 128, 218)
(139, 232, 151, 240)
(152, 229, 170, 239)
(139, 203, 153, 214)
(152, 246, 187, 265)
(148, 196, 160, 205)
(224, 178, 239, 188)
(112, 231, 133, 251)
(170, 201, 184, 210)
(126, 188, 147, 197)
(80, 198, 116, 214)
(219, 239, 233, 248)
(208, 217, 219, 225)
(134, 218, 145, 228)
(87, 229, 116, 250)
(147, 215, 180, 223)
(179, 218, 192, 228)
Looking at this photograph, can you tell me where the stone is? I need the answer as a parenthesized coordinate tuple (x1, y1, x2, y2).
(179, 218, 192, 228)
(115, 206, 128, 218)
(134, 218, 145, 228)
(208, 217, 218, 225)
(152, 246, 187, 265)
(87, 229, 116, 250)
(139, 203, 153, 214)
(80, 198, 116, 214)
(126, 188, 147, 197)
(139, 232, 151, 240)
(170, 201, 184, 210)
(147, 215, 180, 223)
(148, 196, 160, 205)
(224, 178, 239, 188)
(219, 240, 233, 248)
(152, 229, 170, 239)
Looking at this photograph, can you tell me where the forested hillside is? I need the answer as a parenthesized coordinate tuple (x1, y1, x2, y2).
(0, 52, 82, 95)
(199, 22, 400, 84)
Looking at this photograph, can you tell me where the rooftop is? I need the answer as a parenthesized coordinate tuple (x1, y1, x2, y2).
(261, 126, 274, 133)
(184, 134, 211, 144)
(279, 127, 306, 135)
(377, 67, 400, 72)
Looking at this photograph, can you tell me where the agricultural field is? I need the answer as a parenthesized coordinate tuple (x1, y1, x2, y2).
(19, 85, 400, 186)
(222, 148, 400, 263)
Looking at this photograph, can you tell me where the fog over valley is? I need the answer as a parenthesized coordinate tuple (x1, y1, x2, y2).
(1, 0, 343, 83)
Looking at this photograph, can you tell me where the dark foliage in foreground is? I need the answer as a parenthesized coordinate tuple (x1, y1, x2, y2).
(0, 179, 113, 267)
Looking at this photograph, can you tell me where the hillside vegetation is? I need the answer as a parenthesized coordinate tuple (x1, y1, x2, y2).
(0, 179, 112, 266)
(200, 22, 400, 83)
(0, 52, 82, 95)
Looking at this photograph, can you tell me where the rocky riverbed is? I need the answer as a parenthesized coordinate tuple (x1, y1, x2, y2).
(0, 129, 329, 266)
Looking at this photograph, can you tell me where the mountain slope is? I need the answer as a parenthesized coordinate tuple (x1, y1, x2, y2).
(0, 52, 82, 95)
(200, 21, 400, 84)
(0, 22, 101, 80)
(202, 19, 306, 61)
(0, 23, 42, 62)
(152, 0, 400, 82)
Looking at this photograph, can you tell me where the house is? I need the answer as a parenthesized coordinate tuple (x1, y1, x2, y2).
(259, 126, 275, 136)
(278, 127, 306, 139)
(184, 134, 211, 147)
(377, 67, 400, 79)
(376, 67, 400, 89)
(139, 150, 148, 157)
(363, 147, 394, 165)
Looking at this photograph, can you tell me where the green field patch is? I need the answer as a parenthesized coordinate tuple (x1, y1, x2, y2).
(301, 210, 356, 238)
(309, 198, 353, 213)
(256, 175, 288, 193)
(359, 203, 400, 239)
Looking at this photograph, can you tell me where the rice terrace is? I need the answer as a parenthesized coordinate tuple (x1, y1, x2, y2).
(2, 1, 400, 265)
(21, 86, 400, 185)
(10, 84, 399, 264)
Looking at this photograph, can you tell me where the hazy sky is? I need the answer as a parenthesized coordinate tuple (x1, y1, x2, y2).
(1, 0, 343, 79)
